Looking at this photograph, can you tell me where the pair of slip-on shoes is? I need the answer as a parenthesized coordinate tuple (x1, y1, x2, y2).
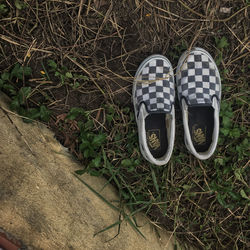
(133, 48, 221, 165)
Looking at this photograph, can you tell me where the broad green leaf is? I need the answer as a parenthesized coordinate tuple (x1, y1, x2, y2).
(80, 140, 90, 150)
(18, 87, 31, 105)
(3, 84, 16, 95)
(240, 189, 249, 200)
(65, 72, 73, 78)
(0, 4, 8, 14)
(66, 107, 84, 120)
(106, 114, 113, 123)
(134, 159, 140, 165)
(23, 66, 32, 76)
(222, 116, 231, 128)
(228, 191, 240, 201)
(10, 64, 31, 79)
(229, 128, 241, 138)
(26, 108, 41, 120)
(21, 108, 40, 123)
(182, 185, 192, 190)
(10, 97, 20, 110)
(11, 64, 23, 79)
(92, 156, 101, 167)
(83, 149, 90, 158)
(40, 105, 51, 122)
(242, 138, 248, 146)
(84, 120, 94, 130)
(60, 74, 65, 84)
(48, 60, 57, 70)
(121, 159, 132, 167)
(217, 193, 227, 207)
(92, 134, 106, 147)
(73, 82, 80, 89)
(220, 128, 229, 136)
(214, 158, 224, 166)
(1, 72, 10, 81)
(216, 36, 229, 49)
(15, 0, 23, 10)
(234, 169, 242, 181)
(80, 75, 89, 81)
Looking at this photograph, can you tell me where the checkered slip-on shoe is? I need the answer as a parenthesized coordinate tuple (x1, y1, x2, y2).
(133, 55, 175, 166)
(176, 47, 221, 160)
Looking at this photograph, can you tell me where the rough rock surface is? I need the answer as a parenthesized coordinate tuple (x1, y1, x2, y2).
(0, 92, 174, 250)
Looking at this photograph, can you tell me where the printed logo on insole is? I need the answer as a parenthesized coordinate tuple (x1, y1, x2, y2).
(192, 124, 206, 145)
(147, 130, 161, 150)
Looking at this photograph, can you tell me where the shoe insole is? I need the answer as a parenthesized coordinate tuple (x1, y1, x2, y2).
(145, 114, 168, 159)
(188, 106, 214, 152)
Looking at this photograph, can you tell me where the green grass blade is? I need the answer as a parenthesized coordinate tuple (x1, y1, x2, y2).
(74, 173, 146, 239)
(119, 174, 137, 201)
(122, 212, 146, 239)
(74, 174, 119, 212)
(151, 167, 159, 194)
(94, 220, 122, 237)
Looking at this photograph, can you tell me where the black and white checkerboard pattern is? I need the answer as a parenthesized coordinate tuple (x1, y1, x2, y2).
(177, 52, 220, 105)
(135, 59, 175, 115)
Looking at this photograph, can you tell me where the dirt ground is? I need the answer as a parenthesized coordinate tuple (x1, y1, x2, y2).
(0, 0, 249, 249)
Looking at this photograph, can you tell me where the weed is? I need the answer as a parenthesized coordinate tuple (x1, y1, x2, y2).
(65, 105, 144, 203)
(65, 107, 107, 176)
(215, 36, 229, 65)
(210, 89, 250, 209)
(47, 59, 89, 89)
(0, 2, 8, 15)
(169, 41, 188, 60)
(0, 64, 51, 122)
(14, 0, 27, 10)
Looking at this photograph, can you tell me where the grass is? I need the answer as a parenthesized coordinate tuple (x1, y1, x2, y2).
(0, 0, 249, 249)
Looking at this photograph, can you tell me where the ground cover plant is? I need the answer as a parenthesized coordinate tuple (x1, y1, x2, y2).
(0, 0, 249, 249)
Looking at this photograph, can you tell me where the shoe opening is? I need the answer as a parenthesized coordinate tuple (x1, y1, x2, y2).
(188, 106, 214, 152)
(145, 113, 168, 158)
